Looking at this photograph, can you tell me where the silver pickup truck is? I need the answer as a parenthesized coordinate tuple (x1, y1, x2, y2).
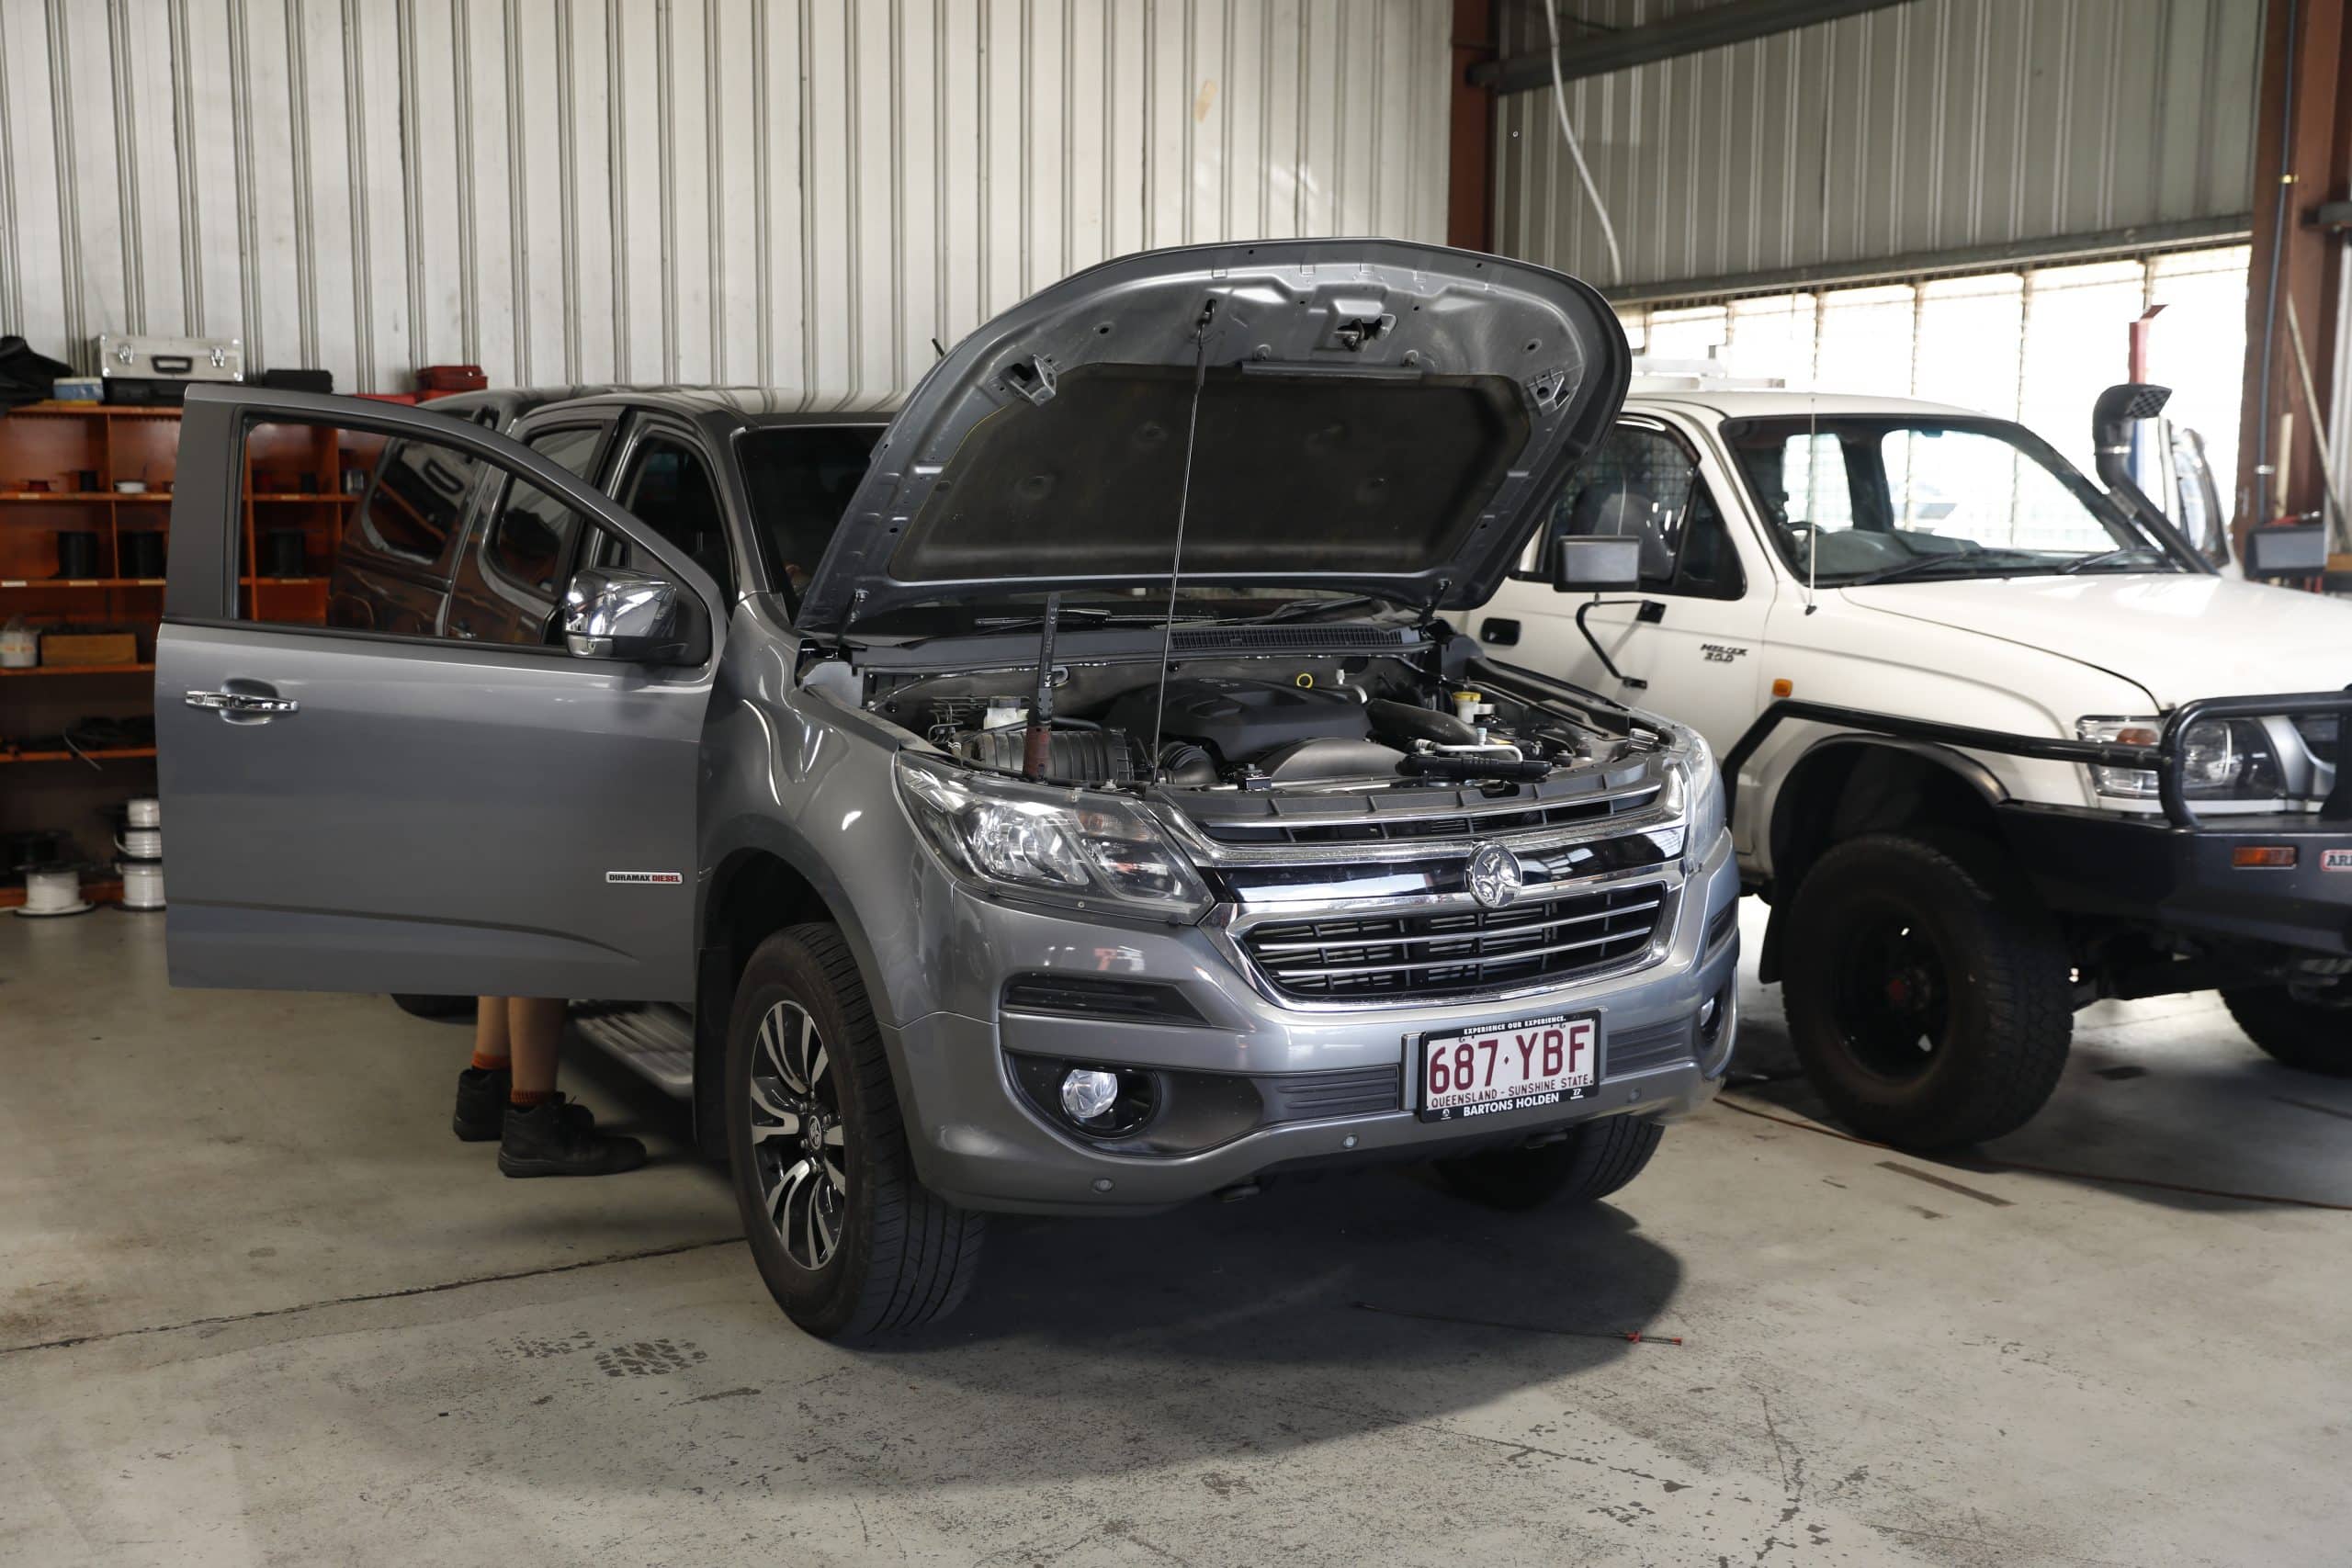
(157, 240, 1739, 1339)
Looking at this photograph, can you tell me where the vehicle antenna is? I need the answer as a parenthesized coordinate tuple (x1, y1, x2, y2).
(1147, 295, 1220, 784)
(1803, 87, 1832, 617)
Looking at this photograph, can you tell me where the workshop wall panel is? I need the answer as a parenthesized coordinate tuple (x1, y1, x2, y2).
(0, 0, 1451, 399)
(1494, 0, 2259, 299)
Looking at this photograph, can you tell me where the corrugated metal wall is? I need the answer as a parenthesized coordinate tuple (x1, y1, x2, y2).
(1494, 0, 2260, 299)
(0, 0, 1451, 399)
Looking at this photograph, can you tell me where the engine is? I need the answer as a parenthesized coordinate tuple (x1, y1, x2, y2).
(871, 660, 1628, 792)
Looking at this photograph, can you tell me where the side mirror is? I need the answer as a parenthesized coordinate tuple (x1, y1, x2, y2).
(2245, 522, 2328, 580)
(561, 566, 684, 660)
(1551, 535, 1643, 593)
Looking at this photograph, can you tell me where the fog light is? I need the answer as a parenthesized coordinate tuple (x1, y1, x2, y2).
(2233, 845, 2297, 869)
(1059, 1067, 1122, 1123)
(1697, 994, 1720, 1036)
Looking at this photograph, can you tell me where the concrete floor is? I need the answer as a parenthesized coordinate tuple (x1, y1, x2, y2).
(3, 909, 2347, 1568)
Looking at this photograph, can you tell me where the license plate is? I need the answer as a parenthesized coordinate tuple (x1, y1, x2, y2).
(1416, 1012, 1599, 1123)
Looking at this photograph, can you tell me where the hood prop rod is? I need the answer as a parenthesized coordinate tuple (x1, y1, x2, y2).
(1021, 592, 1062, 780)
(1145, 296, 1219, 784)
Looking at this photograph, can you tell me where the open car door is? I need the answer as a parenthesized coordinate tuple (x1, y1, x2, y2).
(156, 387, 723, 1002)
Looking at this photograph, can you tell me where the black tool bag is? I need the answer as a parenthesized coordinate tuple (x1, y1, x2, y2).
(0, 335, 74, 414)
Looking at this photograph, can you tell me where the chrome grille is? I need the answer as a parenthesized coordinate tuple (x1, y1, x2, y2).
(1240, 883, 1666, 1001)
(1195, 786, 1660, 847)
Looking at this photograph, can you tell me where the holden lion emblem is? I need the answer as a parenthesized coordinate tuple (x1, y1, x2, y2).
(1467, 842, 1524, 910)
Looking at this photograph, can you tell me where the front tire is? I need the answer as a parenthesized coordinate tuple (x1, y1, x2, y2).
(1434, 1114, 1663, 1210)
(2222, 984, 2352, 1076)
(724, 923, 984, 1340)
(1781, 832, 2071, 1149)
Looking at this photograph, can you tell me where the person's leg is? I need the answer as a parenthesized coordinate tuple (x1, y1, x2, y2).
(505, 997, 566, 1106)
(473, 996, 512, 1071)
(453, 998, 512, 1142)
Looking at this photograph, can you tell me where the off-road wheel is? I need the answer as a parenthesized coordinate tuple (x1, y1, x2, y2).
(390, 994, 475, 1021)
(1781, 831, 2071, 1150)
(2221, 983, 2352, 1077)
(725, 923, 984, 1340)
(1434, 1114, 1663, 1210)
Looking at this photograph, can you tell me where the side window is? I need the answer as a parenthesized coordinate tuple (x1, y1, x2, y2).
(440, 423, 610, 649)
(607, 434, 735, 604)
(482, 425, 604, 598)
(356, 437, 481, 566)
(1540, 424, 1745, 601)
(243, 419, 481, 634)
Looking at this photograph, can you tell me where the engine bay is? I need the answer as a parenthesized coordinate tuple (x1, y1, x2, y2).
(865, 652, 1652, 794)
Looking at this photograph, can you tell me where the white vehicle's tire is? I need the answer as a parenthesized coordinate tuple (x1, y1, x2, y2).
(1781, 832, 2072, 1150)
(2221, 985, 2352, 1077)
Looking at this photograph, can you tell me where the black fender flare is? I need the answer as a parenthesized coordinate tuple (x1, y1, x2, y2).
(1757, 732, 2011, 982)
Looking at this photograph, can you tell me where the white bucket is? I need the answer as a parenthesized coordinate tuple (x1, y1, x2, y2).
(124, 796, 161, 829)
(119, 860, 165, 910)
(117, 828, 163, 861)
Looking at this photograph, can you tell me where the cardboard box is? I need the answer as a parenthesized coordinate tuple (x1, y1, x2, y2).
(41, 630, 139, 666)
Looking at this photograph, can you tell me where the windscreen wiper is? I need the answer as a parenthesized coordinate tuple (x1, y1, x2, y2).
(1219, 593, 1395, 626)
(2055, 546, 2168, 575)
(1845, 548, 2049, 587)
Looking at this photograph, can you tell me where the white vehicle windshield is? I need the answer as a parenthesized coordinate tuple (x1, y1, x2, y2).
(1720, 415, 2186, 585)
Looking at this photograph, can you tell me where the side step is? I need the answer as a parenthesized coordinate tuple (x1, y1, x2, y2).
(571, 1001, 696, 1097)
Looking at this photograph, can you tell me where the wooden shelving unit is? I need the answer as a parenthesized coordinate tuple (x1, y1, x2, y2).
(2, 400, 373, 903)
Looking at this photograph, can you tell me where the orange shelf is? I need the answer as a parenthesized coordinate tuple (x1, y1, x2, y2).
(0, 662, 153, 678)
(0, 747, 157, 764)
(0, 578, 164, 589)
(5, 402, 182, 419)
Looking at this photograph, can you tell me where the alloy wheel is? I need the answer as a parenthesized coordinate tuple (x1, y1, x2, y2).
(747, 998, 848, 1269)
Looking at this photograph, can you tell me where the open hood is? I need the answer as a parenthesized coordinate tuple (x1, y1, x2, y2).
(794, 239, 1629, 634)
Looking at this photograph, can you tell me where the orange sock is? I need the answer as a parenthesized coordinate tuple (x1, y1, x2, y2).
(470, 1051, 510, 1073)
(509, 1088, 553, 1110)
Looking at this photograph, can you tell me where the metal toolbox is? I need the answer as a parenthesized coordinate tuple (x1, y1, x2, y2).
(94, 334, 243, 389)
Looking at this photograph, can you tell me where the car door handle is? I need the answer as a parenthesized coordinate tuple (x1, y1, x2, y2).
(185, 689, 300, 716)
(1480, 617, 1521, 646)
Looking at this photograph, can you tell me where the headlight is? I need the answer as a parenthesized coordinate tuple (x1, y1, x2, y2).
(2076, 716, 2284, 801)
(1666, 730, 1726, 851)
(894, 752, 1212, 919)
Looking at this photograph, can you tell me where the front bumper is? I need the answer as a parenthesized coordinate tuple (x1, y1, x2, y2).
(1999, 803, 2352, 955)
(880, 826, 1741, 1214)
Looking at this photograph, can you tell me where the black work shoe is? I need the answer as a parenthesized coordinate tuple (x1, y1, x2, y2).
(497, 1094, 647, 1178)
(453, 1066, 511, 1142)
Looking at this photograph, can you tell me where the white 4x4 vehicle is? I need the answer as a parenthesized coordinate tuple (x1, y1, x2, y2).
(1478, 371, 2352, 1149)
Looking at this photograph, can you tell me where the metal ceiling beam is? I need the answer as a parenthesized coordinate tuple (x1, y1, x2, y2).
(1469, 0, 1920, 95)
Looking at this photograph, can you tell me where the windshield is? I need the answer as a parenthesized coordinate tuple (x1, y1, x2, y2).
(735, 423, 887, 609)
(1719, 415, 2184, 585)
